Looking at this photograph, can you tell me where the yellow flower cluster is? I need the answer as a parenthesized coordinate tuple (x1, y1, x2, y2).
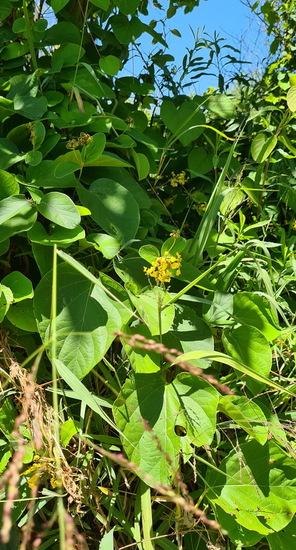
(170, 171, 187, 187)
(144, 251, 182, 283)
(66, 132, 93, 149)
(21, 455, 61, 489)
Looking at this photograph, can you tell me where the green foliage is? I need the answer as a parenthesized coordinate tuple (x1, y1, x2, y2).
(0, 0, 295, 549)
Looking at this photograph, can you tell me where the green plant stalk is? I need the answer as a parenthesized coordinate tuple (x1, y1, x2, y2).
(140, 481, 155, 550)
(163, 256, 224, 308)
(50, 245, 66, 550)
(23, 1, 38, 72)
(132, 483, 145, 550)
(187, 134, 241, 266)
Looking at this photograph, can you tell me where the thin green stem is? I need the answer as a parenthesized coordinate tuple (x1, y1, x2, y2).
(140, 481, 155, 550)
(50, 245, 66, 550)
(163, 256, 225, 308)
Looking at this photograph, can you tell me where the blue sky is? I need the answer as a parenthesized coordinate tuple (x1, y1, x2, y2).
(44, 0, 269, 94)
(127, 0, 269, 93)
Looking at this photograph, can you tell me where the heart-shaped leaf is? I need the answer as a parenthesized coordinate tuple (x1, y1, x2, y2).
(160, 100, 205, 146)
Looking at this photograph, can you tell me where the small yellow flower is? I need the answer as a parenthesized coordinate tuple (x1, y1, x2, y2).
(169, 229, 180, 239)
(193, 202, 207, 214)
(169, 171, 188, 187)
(164, 197, 174, 207)
(293, 220, 296, 230)
(144, 251, 182, 283)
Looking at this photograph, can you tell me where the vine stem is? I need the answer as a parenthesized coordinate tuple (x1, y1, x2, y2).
(23, 1, 38, 72)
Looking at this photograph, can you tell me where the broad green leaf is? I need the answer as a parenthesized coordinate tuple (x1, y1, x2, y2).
(37, 192, 81, 229)
(0, 204, 37, 243)
(76, 206, 91, 216)
(0, 195, 31, 224)
(139, 245, 159, 264)
(0, 170, 19, 200)
(27, 160, 78, 188)
(205, 94, 236, 119)
(267, 518, 296, 549)
(164, 304, 213, 368)
(131, 287, 174, 336)
(60, 419, 80, 447)
(25, 150, 43, 166)
(56, 249, 135, 324)
(28, 222, 85, 247)
(216, 506, 264, 548)
(1, 43, 29, 60)
(99, 527, 115, 550)
(0, 441, 12, 475)
(220, 187, 245, 216)
(114, 372, 218, 486)
(99, 55, 121, 76)
(114, 254, 150, 290)
(114, 0, 139, 14)
(54, 151, 83, 178)
(70, 66, 115, 99)
(90, 0, 109, 9)
(1, 272, 33, 302)
(203, 291, 234, 325)
(84, 152, 132, 168)
(113, 373, 179, 486)
(241, 176, 261, 206)
(0, 399, 17, 438)
(218, 395, 268, 444)
(0, 284, 13, 322)
(251, 133, 277, 163)
(6, 300, 38, 332)
(222, 325, 272, 395)
(287, 85, 296, 112)
(34, 18, 48, 32)
(233, 292, 280, 340)
(14, 95, 47, 120)
(51, 0, 70, 13)
(161, 237, 187, 257)
(0, 138, 23, 170)
(44, 91, 64, 107)
(52, 44, 85, 71)
(97, 168, 151, 208)
(207, 440, 296, 534)
(171, 373, 219, 446)
(160, 100, 205, 146)
(78, 179, 139, 245)
(86, 233, 121, 259)
(99, 272, 134, 326)
(42, 22, 81, 45)
(132, 151, 150, 180)
(0, 0, 13, 21)
(121, 322, 161, 373)
(34, 264, 123, 379)
(111, 15, 144, 44)
(84, 133, 106, 163)
(188, 147, 212, 175)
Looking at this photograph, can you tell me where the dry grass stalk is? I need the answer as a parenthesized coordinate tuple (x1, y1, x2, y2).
(116, 332, 234, 395)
